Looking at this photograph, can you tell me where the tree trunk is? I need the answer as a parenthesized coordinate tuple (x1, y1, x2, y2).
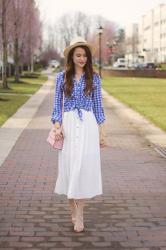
(14, 36, 20, 82)
(20, 64, 23, 74)
(8, 63, 11, 77)
(28, 64, 30, 72)
(30, 54, 34, 73)
(1, 0, 9, 89)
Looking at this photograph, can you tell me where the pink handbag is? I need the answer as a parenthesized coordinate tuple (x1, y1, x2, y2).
(47, 127, 64, 150)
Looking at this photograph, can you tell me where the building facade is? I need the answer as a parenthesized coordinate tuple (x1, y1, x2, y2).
(125, 3, 166, 64)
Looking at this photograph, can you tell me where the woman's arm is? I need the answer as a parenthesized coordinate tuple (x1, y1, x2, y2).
(51, 72, 64, 126)
(51, 72, 64, 139)
(92, 74, 106, 147)
(92, 74, 105, 125)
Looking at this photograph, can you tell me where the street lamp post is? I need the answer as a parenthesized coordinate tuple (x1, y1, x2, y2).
(98, 26, 103, 77)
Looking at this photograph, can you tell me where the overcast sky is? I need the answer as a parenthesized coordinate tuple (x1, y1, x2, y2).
(35, 0, 166, 27)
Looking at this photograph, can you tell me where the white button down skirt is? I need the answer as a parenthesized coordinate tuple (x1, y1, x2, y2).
(54, 109, 103, 199)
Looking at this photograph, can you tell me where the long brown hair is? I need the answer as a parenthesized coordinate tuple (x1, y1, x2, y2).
(64, 45, 94, 97)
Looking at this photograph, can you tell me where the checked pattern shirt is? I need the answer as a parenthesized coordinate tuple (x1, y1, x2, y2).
(51, 71, 105, 125)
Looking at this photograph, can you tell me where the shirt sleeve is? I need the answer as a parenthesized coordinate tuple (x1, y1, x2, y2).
(51, 72, 64, 125)
(92, 74, 105, 125)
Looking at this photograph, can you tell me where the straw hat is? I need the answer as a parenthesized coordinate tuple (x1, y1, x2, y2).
(63, 36, 93, 58)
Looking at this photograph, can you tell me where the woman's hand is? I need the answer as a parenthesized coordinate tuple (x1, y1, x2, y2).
(100, 136, 106, 148)
(100, 134, 106, 148)
(53, 126, 64, 141)
(99, 123, 107, 148)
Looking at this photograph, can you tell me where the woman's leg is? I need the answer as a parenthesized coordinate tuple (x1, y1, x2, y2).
(74, 199, 85, 232)
(68, 199, 77, 224)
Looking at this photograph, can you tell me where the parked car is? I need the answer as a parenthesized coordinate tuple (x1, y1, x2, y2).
(131, 62, 157, 70)
(128, 62, 144, 69)
(134, 63, 145, 69)
(49, 60, 60, 68)
(113, 58, 127, 68)
(143, 62, 157, 69)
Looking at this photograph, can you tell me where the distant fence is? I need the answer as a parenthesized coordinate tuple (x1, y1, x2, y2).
(103, 69, 166, 78)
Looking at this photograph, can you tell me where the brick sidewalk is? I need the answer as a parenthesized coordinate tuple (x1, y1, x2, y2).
(0, 80, 166, 250)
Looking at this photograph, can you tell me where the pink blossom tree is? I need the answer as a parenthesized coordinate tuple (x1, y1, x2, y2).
(10, 0, 42, 82)
(0, 0, 42, 87)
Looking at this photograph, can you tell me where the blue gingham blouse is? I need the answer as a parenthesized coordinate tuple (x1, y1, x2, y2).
(51, 71, 105, 125)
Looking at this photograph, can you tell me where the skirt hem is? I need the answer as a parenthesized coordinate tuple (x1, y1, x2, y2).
(54, 191, 103, 199)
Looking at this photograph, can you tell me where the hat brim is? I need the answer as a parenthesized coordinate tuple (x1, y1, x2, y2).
(64, 42, 93, 57)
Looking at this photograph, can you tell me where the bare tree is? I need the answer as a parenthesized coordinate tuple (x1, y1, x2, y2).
(114, 28, 126, 58)
(73, 12, 91, 40)
(58, 14, 74, 47)
(54, 11, 92, 53)
(43, 12, 117, 66)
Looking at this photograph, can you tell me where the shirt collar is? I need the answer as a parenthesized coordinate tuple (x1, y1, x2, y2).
(73, 73, 85, 82)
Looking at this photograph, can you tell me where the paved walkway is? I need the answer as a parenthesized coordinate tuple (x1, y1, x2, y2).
(0, 74, 166, 249)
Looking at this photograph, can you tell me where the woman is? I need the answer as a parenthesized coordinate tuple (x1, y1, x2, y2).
(51, 37, 106, 233)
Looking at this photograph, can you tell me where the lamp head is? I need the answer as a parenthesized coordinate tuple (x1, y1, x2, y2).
(98, 26, 103, 35)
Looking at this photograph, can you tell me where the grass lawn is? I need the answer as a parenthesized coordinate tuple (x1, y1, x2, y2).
(0, 73, 48, 94)
(0, 95, 29, 126)
(0, 72, 48, 126)
(102, 76, 166, 132)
